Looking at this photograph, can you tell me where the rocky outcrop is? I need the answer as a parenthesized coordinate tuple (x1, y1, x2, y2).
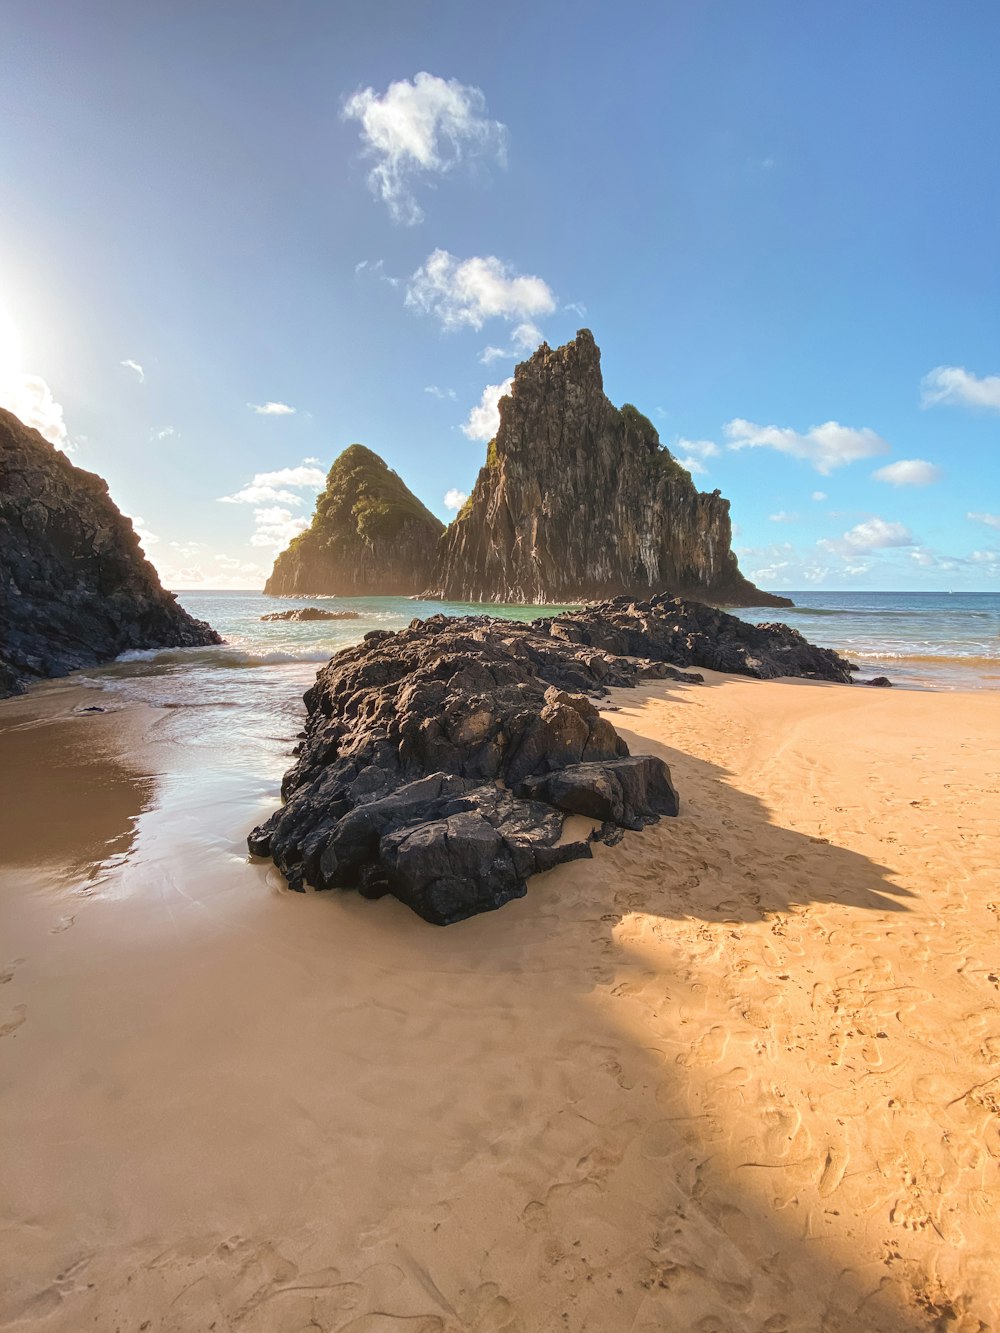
(0, 408, 220, 698)
(248, 614, 696, 924)
(534, 594, 856, 683)
(264, 445, 444, 597)
(427, 330, 790, 609)
(261, 608, 360, 622)
(248, 596, 854, 924)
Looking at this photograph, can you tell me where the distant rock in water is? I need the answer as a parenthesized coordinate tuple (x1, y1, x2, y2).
(0, 408, 220, 698)
(264, 445, 444, 597)
(427, 330, 790, 609)
(261, 607, 360, 622)
(248, 595, 853, 925)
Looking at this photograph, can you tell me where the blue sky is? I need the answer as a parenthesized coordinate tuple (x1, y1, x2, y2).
(1, 0, 998, 591)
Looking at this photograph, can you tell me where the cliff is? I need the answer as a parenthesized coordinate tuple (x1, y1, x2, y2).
(0, 408, 220, 698)
(426, 330, 790, 609)
(264, 444, 445, 597)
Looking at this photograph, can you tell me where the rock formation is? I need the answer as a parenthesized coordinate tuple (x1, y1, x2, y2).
(264, 445, 444, 597)
(248, 597, 854, 924)
(0, 408, 220, 698)
(535, 594, 856, 683)
(261, 608, 360, 622)
(427, 330, 790, 608)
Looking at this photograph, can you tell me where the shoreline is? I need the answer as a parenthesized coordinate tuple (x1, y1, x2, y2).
(1, 672, 999, 1329)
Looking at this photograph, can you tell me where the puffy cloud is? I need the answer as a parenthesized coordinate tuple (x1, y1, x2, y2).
(811, 491, 828, 501)
(123, 514, 159, 553)
(768, 511, 798, 523)
(120, 358, 144, 383)
(342, 72, 506, 225)
(220, 463, 326, 548)
(820, 517, 916, 554)
(921, 365, 1000, 411)
(968, 511, 1000, 530)
(443, 488, 468, 511)
(0, 304, 70, 450)
(406, 250, 555, 331)
(725, 418, 889, 474)
(249, 401, 296, 416)
(249, 506, 309, 549)
(151, 425, 176, 441)
(479, 321, 544, 364)
(219, 463, 326, 506)
(424, 384, 456, 400)
(674, 437, 720, 475)
(461, 377, 513, 441)
(872, 459, 942, 487)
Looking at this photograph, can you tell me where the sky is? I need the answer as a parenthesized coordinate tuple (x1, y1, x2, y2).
(1, 0, 998, 592)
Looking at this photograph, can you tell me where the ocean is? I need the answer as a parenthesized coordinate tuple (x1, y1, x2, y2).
(77, 590, 999, 719)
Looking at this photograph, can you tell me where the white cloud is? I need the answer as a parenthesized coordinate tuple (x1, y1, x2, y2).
(674, 437, 720, 476)
(769, 511, 798, 523)
(406, 249, 556, 330)
(725, 418, 890, 474)
(820, 517, 916, 555)
(968, 511, 1000, 530)
(424, 384, 456, 400)
(342, 72, 506, 225)
(123, 513, 159, 553)
(462, 377, 513, 441)
(563, 301, 587, 317)
(151, 425, 176, 441)
(479, 321, 544, 364)
(120, 358, 144, 383)
(249, 506, 310, 549)
(249, 401, 296, 416)
(0, 370, 70, 450)
(872, 459, 942, 487)
(443, 488, 468, 511)
(219, 463, 326, 507)
(811, 491, 828, 501)
(0, 303, 70, 450)
(921, 365, 1000, 412)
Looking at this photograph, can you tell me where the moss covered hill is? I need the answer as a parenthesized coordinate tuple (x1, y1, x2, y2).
(264, 445, 445, 597)
(426, 330, 790, 608)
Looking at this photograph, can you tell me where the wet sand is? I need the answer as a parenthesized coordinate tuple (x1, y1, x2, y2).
(1, 673, 998, 1331)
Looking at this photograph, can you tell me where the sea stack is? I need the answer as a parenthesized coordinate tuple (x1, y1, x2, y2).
(427, 330, 790, 608)
(264, 444, 445, 597)
(0, 408, 220, 697)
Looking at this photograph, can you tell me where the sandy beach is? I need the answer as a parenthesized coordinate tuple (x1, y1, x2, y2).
(1, 672, 998, 1332)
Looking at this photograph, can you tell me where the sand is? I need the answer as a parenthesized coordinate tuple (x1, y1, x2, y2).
(1, 672, 998, 1332)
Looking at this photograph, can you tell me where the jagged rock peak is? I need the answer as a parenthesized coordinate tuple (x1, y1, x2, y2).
(426, 329, 791, 609)
(0, 407, 220, 697)
(264, 444, 445, 598)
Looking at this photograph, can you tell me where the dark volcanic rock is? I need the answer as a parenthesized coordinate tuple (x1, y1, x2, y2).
(248, 595, 853, 924)
(0, 408, 220, 698)
(264, 444, 444, 597)
(534, 594, 856, 683)
(868, 675, 893, 687)
(248, 614, 699, 924)
(426, 330, 791, 609)
(261, 607, 360, 622)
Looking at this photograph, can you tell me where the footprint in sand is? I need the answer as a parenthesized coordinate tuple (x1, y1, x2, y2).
(51, 915, 75, 934)
(0, 1004, 27, 1037)
(676, 1024, 729, 1068)
(1, 957, 25, 984)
